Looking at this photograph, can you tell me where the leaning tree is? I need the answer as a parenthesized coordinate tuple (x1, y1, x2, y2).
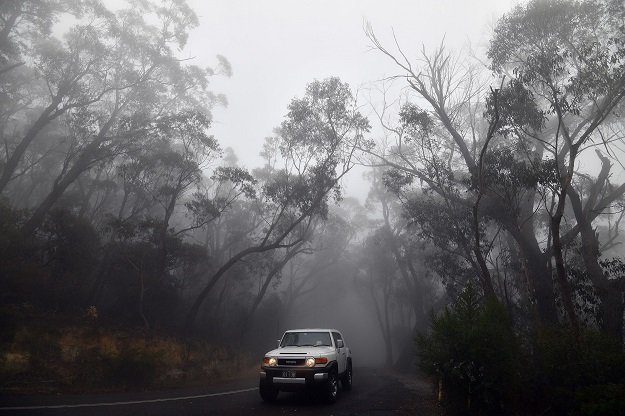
(184, 77, 370, 331)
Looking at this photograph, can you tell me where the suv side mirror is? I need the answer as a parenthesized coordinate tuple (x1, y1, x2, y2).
(337, 339, 344, 349)
(277, 340, 281, 348)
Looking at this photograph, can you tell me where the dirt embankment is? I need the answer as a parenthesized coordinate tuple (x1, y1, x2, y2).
(1, 305, 254, 395)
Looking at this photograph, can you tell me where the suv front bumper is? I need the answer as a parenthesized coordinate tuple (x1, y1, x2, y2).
(260, 366, 330, 391)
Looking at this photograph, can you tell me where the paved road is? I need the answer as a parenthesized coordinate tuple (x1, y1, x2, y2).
(0, 368, 440, 416)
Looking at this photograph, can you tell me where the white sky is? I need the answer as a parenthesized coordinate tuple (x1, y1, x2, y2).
(184, 0, 520, 201)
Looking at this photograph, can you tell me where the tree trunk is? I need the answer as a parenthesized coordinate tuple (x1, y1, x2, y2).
(472, 195, 496, 298)
(184, 243, 292, 332)
(0, 100, 62, 194)
(507, 223, 559, 326)
(77, 168, 103, 218)
(21, 153, 94, 234)
(21, 112, 117, 234)
(87, 246, 115, 305)
(155, 194, 178, 283)
(184, 188, 325, 331)
(246, 245, 303, 326)
(138, 269, 150, 330)
(569, 186, 624, 341)
(550, 210, 579, 329)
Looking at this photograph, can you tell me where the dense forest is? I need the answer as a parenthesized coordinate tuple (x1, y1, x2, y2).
(1, 0, 625, 414)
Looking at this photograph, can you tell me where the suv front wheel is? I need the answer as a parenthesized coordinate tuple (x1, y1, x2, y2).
(324, 370, 339, 403)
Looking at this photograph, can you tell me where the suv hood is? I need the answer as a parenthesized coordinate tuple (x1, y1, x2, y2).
(265, 346, 334, 357)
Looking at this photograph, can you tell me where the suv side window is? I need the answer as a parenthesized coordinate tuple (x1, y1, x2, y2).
(332, 332, 343, 348)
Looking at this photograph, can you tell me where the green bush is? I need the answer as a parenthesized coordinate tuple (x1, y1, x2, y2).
(0, 305, 21, 344)
(0, 203, 44, 305)
(13, 327, 62, 372)
(416, 285, 520, 415)
(575, 383, 625, 416)
(104, 348, 164, 387)
(417, 284, 625, 416)
(530, 328, 625, 416)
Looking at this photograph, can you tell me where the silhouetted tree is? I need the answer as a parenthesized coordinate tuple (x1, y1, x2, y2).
(185, 77, 370, 331)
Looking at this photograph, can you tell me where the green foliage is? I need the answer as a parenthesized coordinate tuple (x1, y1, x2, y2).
(575, 384, 625, 416)
(529, 328, 625, 416)
(0, 0, 72, 64)
(0, 203, 101, 310)
(489, 0, 625, 114)
(42, 209, 100, 272)
(281, 77, 370, 154)
(381, 169, 414, 195)
(418, 286, 625, 416)
(0, 304, 21, 344)
(0, 202, 44, 302)
(416, 285, 520, 415)
(104, 348, 163, 387)
(399, 102, 433, 139)
(14, 327, 62, 372)
(264, 76, 370, 220)
(404, 192, 474, 254)
(599, 257, 625, 279)
(211, 166, 258, 199)
(485, 79, 544, 135)
(280, 77, 369, 173)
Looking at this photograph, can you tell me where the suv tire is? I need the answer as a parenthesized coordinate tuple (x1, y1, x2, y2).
(324, 370, 339, 403)
(342, 362, 353, 391)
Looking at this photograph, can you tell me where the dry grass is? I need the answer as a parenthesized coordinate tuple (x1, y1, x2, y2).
(0, 307, 254, 394)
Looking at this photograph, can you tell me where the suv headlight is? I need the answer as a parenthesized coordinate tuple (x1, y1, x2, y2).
(305, 357, 328, 367)
(263, 356, 278, 367)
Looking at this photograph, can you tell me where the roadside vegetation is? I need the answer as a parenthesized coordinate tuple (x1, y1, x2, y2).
(0, 304, 253, 393)
(417, 286, 625, 415)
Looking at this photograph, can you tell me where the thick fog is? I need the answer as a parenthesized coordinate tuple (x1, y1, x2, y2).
(184, 0, 517, 178)
(2, 3, 625, 411)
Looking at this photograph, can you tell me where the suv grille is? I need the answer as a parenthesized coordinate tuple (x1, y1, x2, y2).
(278, 358, 306, 366)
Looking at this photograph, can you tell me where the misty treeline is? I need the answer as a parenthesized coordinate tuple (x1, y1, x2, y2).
(361, 0, 625, 414)
(1, 0, 625, 408)
(363, 0, 625, 337)
(0, 0, 377, 343)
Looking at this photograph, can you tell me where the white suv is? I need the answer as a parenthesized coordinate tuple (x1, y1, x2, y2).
(259, 328, 353, 402)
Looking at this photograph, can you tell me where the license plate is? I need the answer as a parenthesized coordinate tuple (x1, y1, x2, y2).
(281, 370, 297, 378)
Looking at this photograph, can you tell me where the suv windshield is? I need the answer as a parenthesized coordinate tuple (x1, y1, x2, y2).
(280, 331, 332, 347)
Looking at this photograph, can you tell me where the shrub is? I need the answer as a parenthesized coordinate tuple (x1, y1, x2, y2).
(0, 304, 22, 344)
(417, 284, 625, 416)
(574, 383, 625, 416)
(529, 328, 625, 416)
(104, 348, 164, 387)
(12, 327, 62, 372)
(1, 352, 29, 375)
(0, 204, 44, 305)
(416, 285, 520, 415)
